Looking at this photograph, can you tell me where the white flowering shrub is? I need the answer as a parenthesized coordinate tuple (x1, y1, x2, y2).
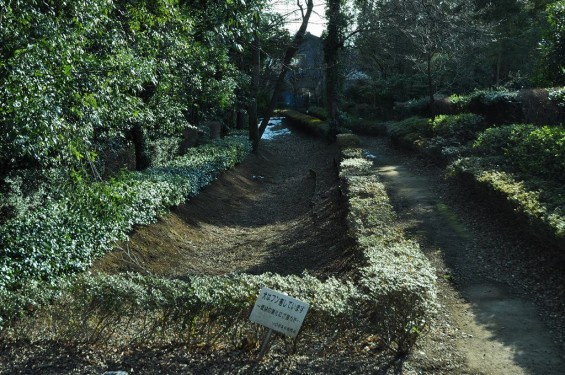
(2, 271, 360, 347)
(339, 158, 374, 178)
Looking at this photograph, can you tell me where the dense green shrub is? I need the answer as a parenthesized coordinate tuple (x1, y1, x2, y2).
(0, 136, 251, 291)
(448, 158, 565, 243)
(508, 125, 565, 180)
(445, 89, 523, 125)
(387, 117, 432, 140)
(403, 113, 487, 161)
(347, 118, 388, 136)
(148, 136, 184, 166)
(394, 97, 430, 118)
(472, 125, 525, 155)
(474, 124, 565, 182)
(0, 0, 259, 181)
(431, 113, 486, 142)
(448, 89, 519, 109)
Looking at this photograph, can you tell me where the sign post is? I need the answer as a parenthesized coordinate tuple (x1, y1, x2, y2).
(249, 287, 310, 360)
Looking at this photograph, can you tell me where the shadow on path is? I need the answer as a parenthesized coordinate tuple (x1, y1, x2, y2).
(92, 130, 356, 278)
(361, 136, 565, 375)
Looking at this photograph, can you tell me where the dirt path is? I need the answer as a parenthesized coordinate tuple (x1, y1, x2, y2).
(93, 128, 355, 278)
(361, 136, 565, 374)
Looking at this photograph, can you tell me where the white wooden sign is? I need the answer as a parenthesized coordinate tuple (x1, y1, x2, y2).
(249, 287, 310, 338)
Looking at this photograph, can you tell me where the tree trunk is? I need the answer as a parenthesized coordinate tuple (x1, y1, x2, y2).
(496, 45, 502, 86)
(325, 0, 341, 125)
(255, 0, 313, 148)
(427, 52, 435, 119)
(130, 123, 151, 171)
(236, 110, 246, 129)
(249, 32, 260, 152)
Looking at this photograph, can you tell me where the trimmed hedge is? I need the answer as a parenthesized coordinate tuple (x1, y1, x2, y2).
(280, 109, 331, 137)
(474, 124, 565, 182)
(447, 158, 565, 251)
(384, 113, 565, 257)
(432, 113, 486, 142)
(1, 135, 439, 356)
(1, 272, 359, 346)
(440, 89, 523, 125)
(400, 88, 565, 127)
(347, 118, 388, 136)
(387, 116, 432, 148)
(295, 109, 386, 137)
(339, 147, 438, 352)
(305, 106, 329, 120)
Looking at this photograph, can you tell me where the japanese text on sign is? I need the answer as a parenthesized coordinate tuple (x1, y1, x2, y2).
(249, 287, 310, 338)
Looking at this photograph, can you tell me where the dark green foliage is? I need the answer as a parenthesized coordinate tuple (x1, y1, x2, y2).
(432, 113, 486, 142)
(473, 0, 546, 88)
(387, 117, 432, 140)
(0, 0, 268, 293)
(0, 137, 251, 292)
(306, 106, 329, 120)
(474, 124, 565, 182)
(347, 118, 388, 136)
(447, 89, 523, 125)
(539, 1, 565, 85)
(394, 98, 431, 119)
(0, 0, 260, 180)
(473, 124, 536, 155)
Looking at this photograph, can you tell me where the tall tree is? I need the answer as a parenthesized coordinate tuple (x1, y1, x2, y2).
(249, 31, 262, 150)
(0, 0, 266, 179)
(353, 0, 487, 113)
(539, 0, 565, 85)
(473, 0, 550, 87)
(324, 0, 345, 125)
(254, 0, 314, 150)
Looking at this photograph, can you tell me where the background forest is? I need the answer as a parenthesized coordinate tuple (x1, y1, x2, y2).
(342, 0, 565, 116)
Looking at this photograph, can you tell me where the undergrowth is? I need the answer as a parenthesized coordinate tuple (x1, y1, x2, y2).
(0, 136, 252, 291)
(385, 111, 565, 250)
(0, 138, 439, 356)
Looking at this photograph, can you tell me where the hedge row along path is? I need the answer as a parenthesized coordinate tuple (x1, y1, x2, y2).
(360, 136, 565, 374)
(73, 126, 561, 373)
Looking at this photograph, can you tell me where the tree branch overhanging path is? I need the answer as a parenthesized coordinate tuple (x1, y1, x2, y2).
(252, 0, 314, 151)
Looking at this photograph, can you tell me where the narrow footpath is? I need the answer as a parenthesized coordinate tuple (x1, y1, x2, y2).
(361, 136, 565, 375)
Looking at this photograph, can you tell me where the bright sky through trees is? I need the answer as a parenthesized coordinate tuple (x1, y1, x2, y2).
(271, 0, 326, 36)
